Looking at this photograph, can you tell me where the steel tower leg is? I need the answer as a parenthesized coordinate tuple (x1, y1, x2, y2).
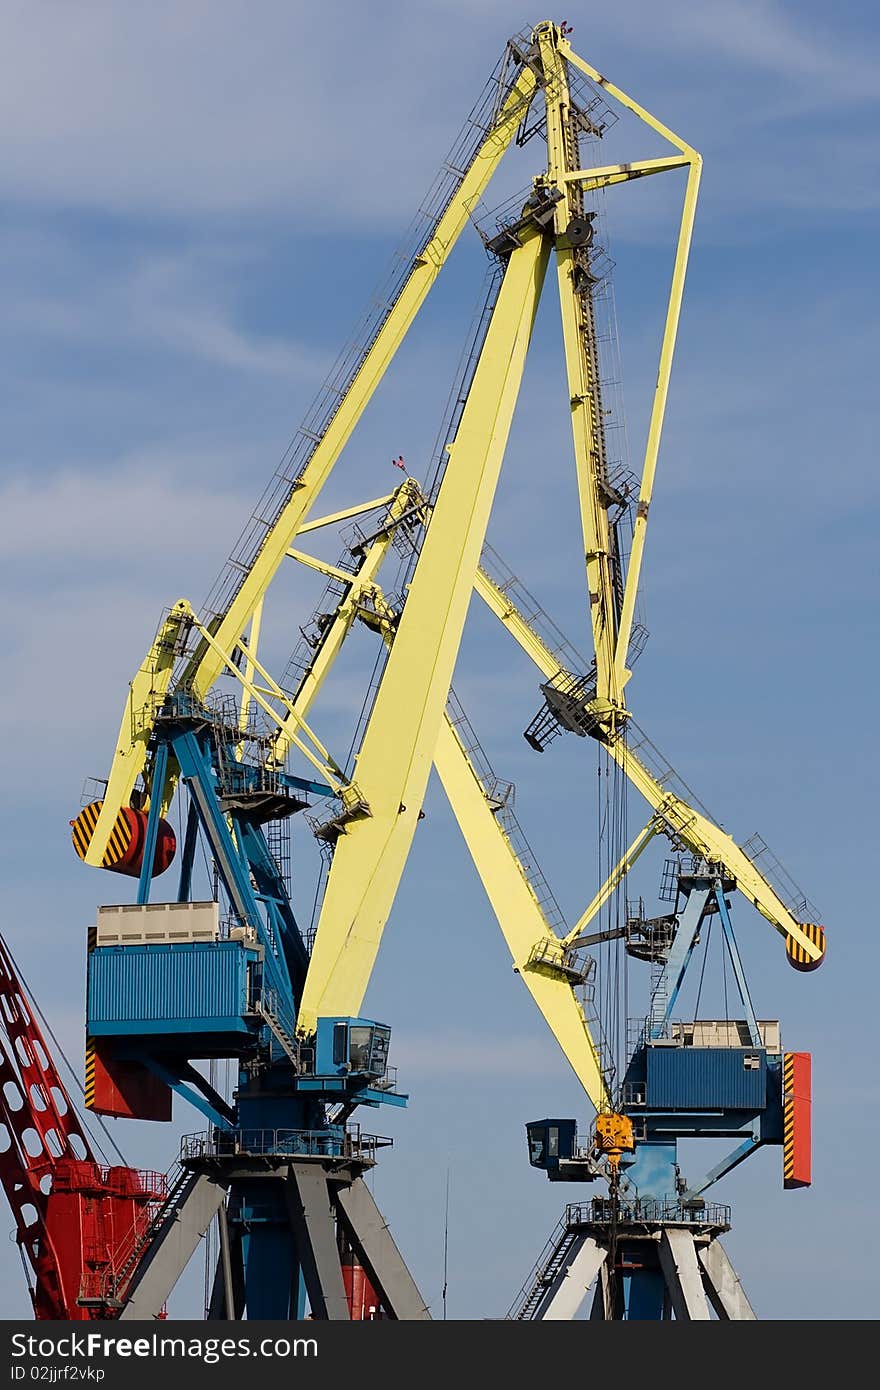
(515, 1208, 758, 1321)
(121, 1153, 429, 1321)
(217, 1201, 236, 1319)
(335, 1176, 431, 1319)
(207, 1201, 247, 1319)
(119, 1171, 228, 1320)
(588, 1262, 613, 1319)
(657, 1227, 711, 1320)
(534, 1234, 607, 1320)
(207, 1259, 225, 1320)
(238, 1178, 301, 1319)
(285, 1164, 351, 1320)
(698, 1239, 757, 1319)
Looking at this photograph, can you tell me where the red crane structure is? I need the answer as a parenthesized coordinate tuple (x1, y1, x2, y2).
(0, 934, 166, 1319)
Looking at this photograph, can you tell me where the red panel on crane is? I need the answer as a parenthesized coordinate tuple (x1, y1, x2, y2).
(86, 1040, 172, 1123)
(783, 1051, 811, 1188)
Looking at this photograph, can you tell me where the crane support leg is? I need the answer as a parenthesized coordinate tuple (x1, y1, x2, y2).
(657, 1227, 711, 1320)
(119, 1171, 228, 1320)
(298, 229, 550, 1033)
(698, 1239, 757, 1320)
(535, 1234, 606, 1321)
(589, 1263, 614, 1319)
(285, 1164, 351, 1321)
(512, 1205, 757, 1321)
(335, 1177, 431, 1320)
(207, 1202, 246, 1320)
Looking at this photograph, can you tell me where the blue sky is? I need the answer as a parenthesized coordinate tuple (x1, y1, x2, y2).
(1, 1, 878, 1320)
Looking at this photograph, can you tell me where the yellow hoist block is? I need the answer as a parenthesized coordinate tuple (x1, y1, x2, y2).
(594, 1113, 635, 1171)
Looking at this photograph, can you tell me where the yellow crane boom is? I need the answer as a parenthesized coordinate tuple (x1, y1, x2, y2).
(78, 23, 823, 1137)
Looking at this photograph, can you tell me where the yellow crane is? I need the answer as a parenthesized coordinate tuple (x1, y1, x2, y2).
(76, 19, 824, 1147)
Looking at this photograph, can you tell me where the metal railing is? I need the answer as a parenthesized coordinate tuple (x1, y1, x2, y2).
(77, 1164, 180, 1308)
(569, 1197, 731, 1227)
(445, 688, 569, 935)
(741, 833, 820, 924)
(180, 1125, 392, 1164)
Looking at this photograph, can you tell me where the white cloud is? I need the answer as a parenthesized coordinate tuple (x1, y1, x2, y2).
(0, 462, 249, 562)
(3, 232, 330, 380)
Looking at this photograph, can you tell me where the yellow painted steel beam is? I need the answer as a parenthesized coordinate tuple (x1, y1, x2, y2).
(296, 494, 397, 535)
(613, 153, 701, 686)
(281, 532, 611, 1098)
(559, 38, 697, 157)
(184, 604, 348, 792)
(185, 65, 538, 701)
(435, 713, 610, 1112)
(563, 815, 663, 946)
(269, 480, 422, 766)
(474, 550, 821, 962)
(538, 26, 622, 713)
(604, 739, 823, 962)
(473, 564, 569, 679)
(83, 603, 188, 866)
(297, 229, 551, 1035)
(561, 155, 691, 188)
(474, 557, 576, 693)
(237, 597, 263, 739)
(549, 29, 703, 699)
(286, 548, 363, 587)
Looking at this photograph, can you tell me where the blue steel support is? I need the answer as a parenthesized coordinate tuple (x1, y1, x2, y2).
(171, 728, 293, 1010)
(649, 886, 712, 1039)
(235, 1183, 305, 1319)
(136, 741, 169, 905)
(172, 732, 259, 925)
(684, 1135, 761, 1198)
(144, 1057, 235, 1130)
(623, 1266, 667, 1320)
(233, 816, 308, 993)
(108, 711, 410, 1320)
(177, 800, 200, 903)
(714, 887, 762, 1047)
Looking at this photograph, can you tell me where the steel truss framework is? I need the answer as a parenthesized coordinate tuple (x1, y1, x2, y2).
(511, 1203, 755, 1321)
(70, 20, 826, 1319)
(118, 1151, 428, 1322)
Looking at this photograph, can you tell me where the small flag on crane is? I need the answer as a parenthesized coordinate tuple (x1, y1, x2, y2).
(392, 455, 407, 471)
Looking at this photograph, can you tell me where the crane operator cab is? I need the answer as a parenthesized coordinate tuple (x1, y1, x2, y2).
(526, 1118, 597, 1181)
(315, 1017, 392, 1082)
